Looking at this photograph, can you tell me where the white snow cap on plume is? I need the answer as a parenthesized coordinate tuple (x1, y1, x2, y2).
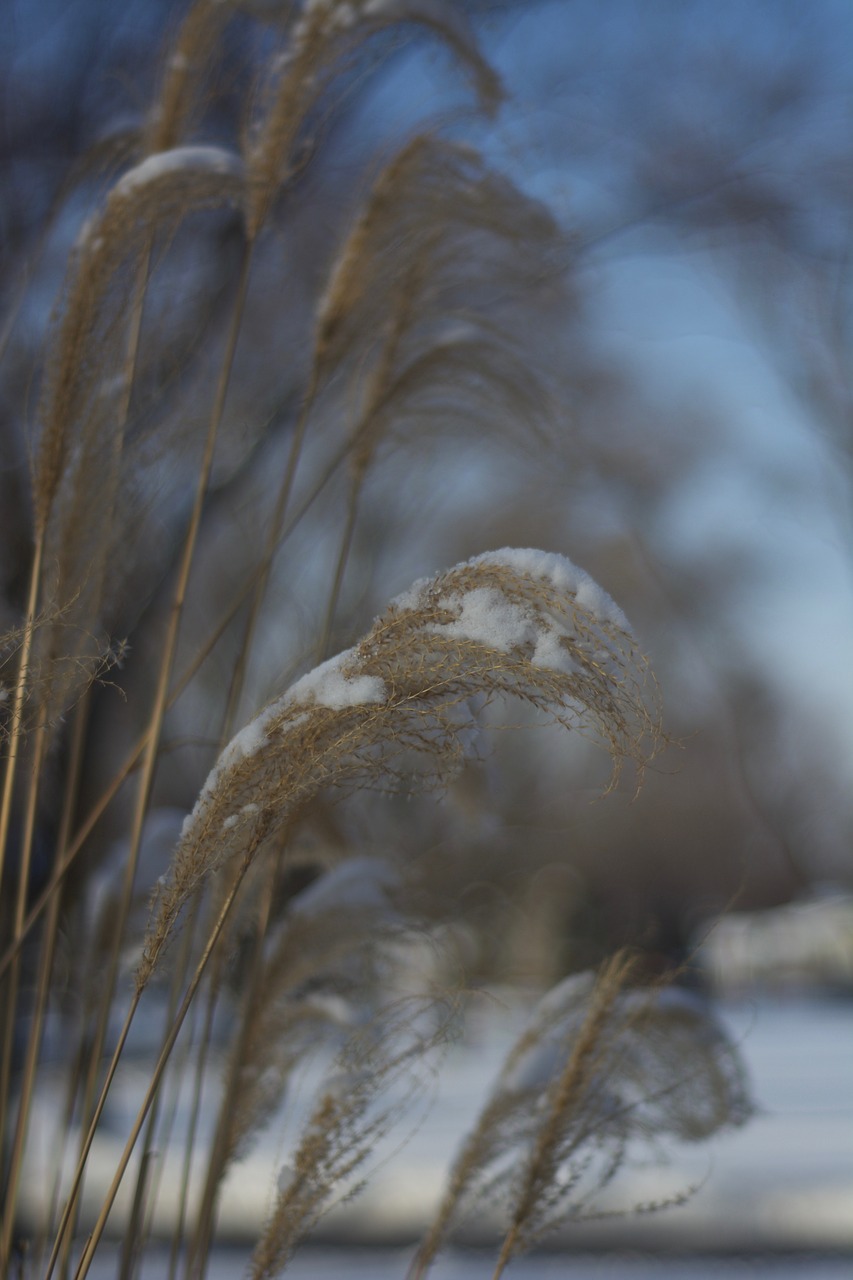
(181, 546, 631, 840)
(192, 651, 387, 818)
(394, 548, 628, 679)
(112, 146, 245, 198)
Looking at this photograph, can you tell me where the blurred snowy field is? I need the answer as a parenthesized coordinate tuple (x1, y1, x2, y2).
(71, 994, 853, 1279)
(90, 1246, 853, 1279)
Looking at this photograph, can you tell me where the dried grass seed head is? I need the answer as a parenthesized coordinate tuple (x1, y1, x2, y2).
(139, 548, 659, 986)
(413, 956, 751, 1273)
(30, 146, 245, 727)
(35, 145, 246, 536)
(244, 0, 501, 238)
(314, 136, 564, 377)
(249, 991, 450, 1278)
(309, 136, 571, 482)
(145, 0, 235, 154)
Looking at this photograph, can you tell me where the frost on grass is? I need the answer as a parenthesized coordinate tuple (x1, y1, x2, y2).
(141, 550, 659, 986)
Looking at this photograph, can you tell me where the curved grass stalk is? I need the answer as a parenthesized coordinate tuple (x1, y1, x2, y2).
(185, 852, 283, 1276)
(0, 697, 88, 1269)
(488, 952, 638, 1280)
(0, 535, 44, 938)
(48, 243, 156, 1273)
(0, 634, 42, 1194)
(165, 938, 224, 1280)
(116, 905, 205, 1280)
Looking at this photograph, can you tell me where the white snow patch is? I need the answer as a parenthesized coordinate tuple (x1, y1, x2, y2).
(217, 716, 269, 772)
(286, 651, 386, 711)
(425, 585, 586, 676)
(473, 549, 627, 628)
(391, 549, 627, 633)
(111, 146, 245, 199)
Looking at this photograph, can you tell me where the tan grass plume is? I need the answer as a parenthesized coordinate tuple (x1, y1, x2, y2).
(410, 954, 752, 1278)
(139, 548, 659, 987)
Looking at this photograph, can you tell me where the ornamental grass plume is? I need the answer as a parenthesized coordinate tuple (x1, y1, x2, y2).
(247, 993, 455, 1280)
(139, 548, 659, 988)
(187, 856, 405, 1262)
(243, 0, 501, 239)
(410, 952, 752, 1279)
(31, 146, 247, 734)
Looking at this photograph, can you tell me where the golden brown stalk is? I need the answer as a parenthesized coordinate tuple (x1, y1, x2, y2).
(33, 154, 249, 1264)
(0, 546, 44, 1189)
(47, 36, 242, 1234)
(0, 538, 44, 964)
(0, 705, 50, 1270)
(184, 853, 291, 1273)
(2, 694, 84, 1264)
(145, 0, 233, 154)
(490, 951, 638, 1278)
(57, 854, 256, 1280)
(244, 0, 502, 239)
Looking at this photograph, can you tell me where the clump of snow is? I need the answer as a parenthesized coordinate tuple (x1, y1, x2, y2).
(298, 992, 362, 1027)
(183, 653, 387, 837)
(112, 146, 245, 199)
(183, 549, 625, 843)
(76, 147, 245, 261)
(472, 549, 627, 629)
(296, 0, 359, 39)
(429, 585, 585, 676)
(391, 549, 627, 634)
(409, 550, 628, 676)
(213, 654, 383, 776)
(286, 651, 386, 711)
(215, 716, 269, 774)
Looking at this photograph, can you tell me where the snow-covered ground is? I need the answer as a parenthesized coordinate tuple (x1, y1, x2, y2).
(24, 994, 853, 1275)
(91, 1245, 853, 1279)
(243, 995, 852, 1256)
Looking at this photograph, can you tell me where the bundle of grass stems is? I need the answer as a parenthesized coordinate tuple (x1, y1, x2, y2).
(0, 2, 751, 1277)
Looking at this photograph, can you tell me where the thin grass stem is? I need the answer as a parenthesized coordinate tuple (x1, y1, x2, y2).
(0, 697, 89, 1268)
(69, 855, 254, 1280)
(0, 429, 354, 984)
